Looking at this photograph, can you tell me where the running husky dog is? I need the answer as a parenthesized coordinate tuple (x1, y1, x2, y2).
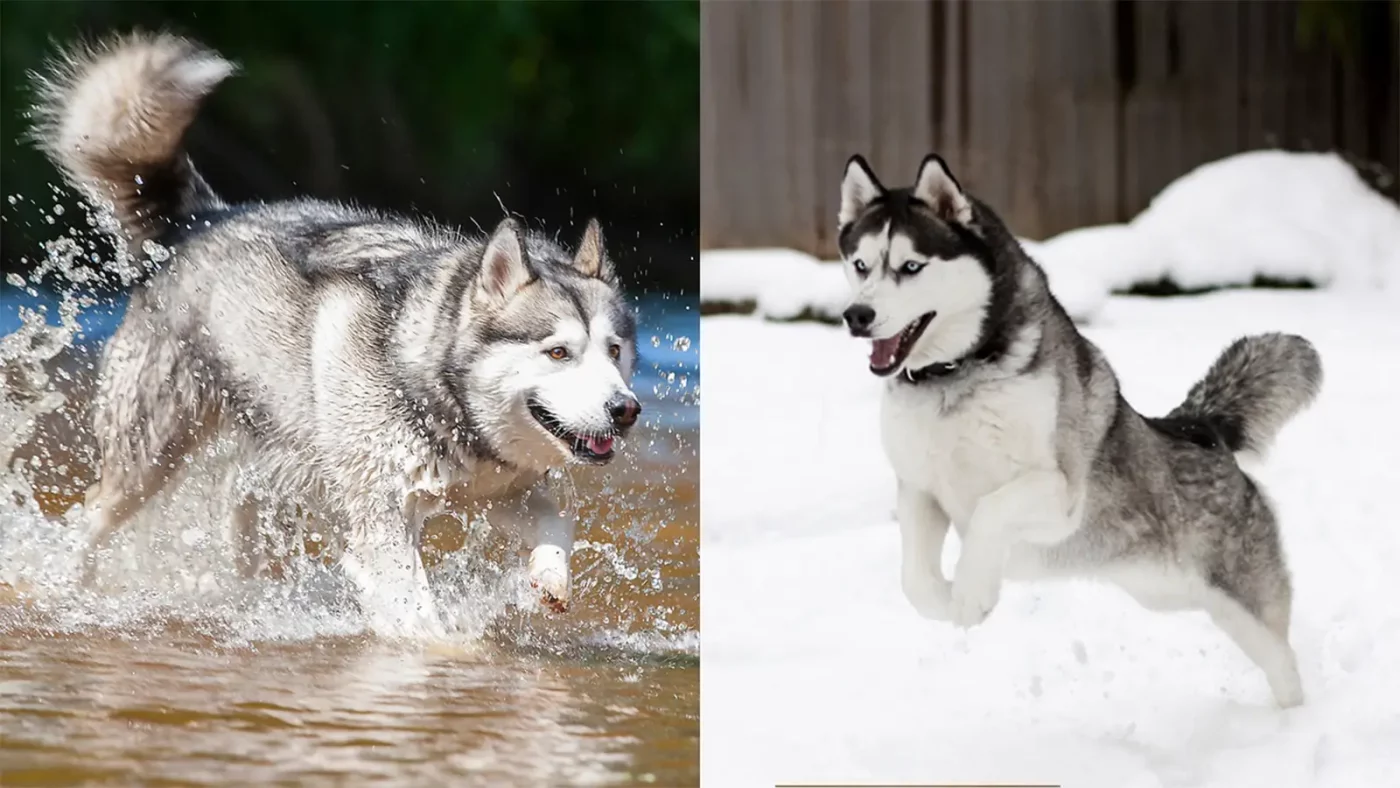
(836, 154, 1321, 707)
(30, 33, 641, 636)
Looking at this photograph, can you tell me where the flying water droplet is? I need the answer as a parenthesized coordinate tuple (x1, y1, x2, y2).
(141, 239, 171, 262)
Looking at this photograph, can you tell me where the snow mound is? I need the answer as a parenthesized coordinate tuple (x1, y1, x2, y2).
(1018, 225, 1153, 320)
(700, 248, 847, 321)
(1135, 150, 1400, 291)
(1029, 150, 1400, 319)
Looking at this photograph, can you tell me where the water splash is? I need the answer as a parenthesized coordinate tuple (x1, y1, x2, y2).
(1, 190, 699, 662)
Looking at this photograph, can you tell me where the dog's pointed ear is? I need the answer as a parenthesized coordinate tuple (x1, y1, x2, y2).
(839, 155, 885, 227)
(478, 218, 531, 301)
(913, 154, 972, 224)
(573, 218, 614, 281)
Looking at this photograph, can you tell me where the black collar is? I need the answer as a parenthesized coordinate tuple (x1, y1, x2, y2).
(899, 343, 1003, 384)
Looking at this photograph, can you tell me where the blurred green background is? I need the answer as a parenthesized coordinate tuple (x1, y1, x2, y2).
(0, 0, 699, 294)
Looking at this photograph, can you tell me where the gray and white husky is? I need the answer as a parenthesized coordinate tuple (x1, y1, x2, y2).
(836, 154, 1321, 707)
(29, 33, 642, 636)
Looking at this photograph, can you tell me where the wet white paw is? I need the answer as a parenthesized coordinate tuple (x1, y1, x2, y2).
(528, 544, 571, 613)
(901, 567, 953, 621)
(950, 570, 1000, 629)
(341, 551, 446, 639)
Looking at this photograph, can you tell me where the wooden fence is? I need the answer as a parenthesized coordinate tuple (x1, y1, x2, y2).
(700, 0, 1400, 254)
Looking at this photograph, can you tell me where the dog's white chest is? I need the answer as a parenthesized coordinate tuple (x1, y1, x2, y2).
(881, 372, 1060, 524)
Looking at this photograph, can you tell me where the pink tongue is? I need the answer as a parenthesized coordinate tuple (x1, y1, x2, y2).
(586, 435, 615, 455)
(870, 337, 901, 369)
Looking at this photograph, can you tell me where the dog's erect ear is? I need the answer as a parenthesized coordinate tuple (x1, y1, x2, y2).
(478, 218, 531, 301)
(839, 155, 885, 227)
(913, 154, 972, 224)
(573, 218, 615, 281)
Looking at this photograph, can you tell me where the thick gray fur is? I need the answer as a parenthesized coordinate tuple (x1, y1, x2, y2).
(837, 153, 1322, 707)
(30, 32, 641, 634)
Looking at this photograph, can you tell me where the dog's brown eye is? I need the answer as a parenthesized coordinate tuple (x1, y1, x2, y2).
(608, 344, 621, 360)
(547, 346, 569, 360)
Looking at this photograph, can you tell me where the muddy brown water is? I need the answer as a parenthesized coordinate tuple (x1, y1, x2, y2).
(0, 357, 699, 786)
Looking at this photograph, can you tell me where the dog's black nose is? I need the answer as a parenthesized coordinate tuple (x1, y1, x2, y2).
(843, 304, 876, 335)
(608, 393, 641, 428)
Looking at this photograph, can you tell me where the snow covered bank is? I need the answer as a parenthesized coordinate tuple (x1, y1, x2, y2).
(700, 290, 1400, 787)
(702, 150, 1400, 323)
(699, 247, 847, 322)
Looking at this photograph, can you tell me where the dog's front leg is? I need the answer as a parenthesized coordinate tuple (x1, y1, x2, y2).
(950, 469, 1075, 628)
(523, 483, 575, 613)
(897, 480, 954, 621)
(339, 487, 446, 639)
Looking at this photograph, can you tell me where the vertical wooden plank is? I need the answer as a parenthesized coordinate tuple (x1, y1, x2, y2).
(870, 0, 935, 193)
(753, 1, 792, 248)
(782, 2, 820, 254)
(815, 1, 884, 254)
(1178, 0, 1242, 166)
(700, 0, 759, 249)
(937, 0, 968, 171)
(1027, 0, 1118, 236)
(697, 0, 723, 248)
(1122, 0, 1173, 220)
(1240, 0, 1291, 150)
(962, 0, 1027, 233)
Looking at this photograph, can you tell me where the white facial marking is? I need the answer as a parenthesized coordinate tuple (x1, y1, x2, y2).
(845, 221, 891, 289)
(843, 228, 993, 373)
(467, 309, 633, 469)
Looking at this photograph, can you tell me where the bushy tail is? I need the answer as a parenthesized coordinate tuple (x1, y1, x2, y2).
(1168, 333, 1322, 458)
(28, 32, 234, 251)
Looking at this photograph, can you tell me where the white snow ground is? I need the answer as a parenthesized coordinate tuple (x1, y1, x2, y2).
(700, 290, 1400, 787)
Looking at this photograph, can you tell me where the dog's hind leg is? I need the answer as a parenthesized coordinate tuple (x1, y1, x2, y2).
(225, 465, 268, 580)
(81, 318, 218, 585)
(1202, 583, 1303, 708)
(1199, 493, 1303, 708)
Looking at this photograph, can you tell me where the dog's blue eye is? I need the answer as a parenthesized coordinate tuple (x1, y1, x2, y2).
(901, 260, 926, 275)
(852, 259, 868, 273)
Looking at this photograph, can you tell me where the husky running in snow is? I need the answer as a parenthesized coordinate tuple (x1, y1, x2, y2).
(29, 33, 642, 636)
(836, 153, 1320, 707)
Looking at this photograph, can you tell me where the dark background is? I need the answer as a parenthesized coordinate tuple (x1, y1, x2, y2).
(1, 0, 699, 296)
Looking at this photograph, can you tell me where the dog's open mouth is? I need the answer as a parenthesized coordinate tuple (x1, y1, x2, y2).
(527, 400, 616, 463)
(869, 312, 936, 376)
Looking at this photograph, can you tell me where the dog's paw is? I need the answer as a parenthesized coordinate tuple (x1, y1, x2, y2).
(1272, 681, 1305, 710)
(950, 571, 1001, 629)
(528, 544, 571, 614)
(901, 567, 953, 621)
(1268, 663, 1305, 709)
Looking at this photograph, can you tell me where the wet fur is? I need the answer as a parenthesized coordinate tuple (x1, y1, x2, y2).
(31, 32, 640, 634)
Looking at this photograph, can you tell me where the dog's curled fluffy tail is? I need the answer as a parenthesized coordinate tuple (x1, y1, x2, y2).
(1169, 333, 1322, 458)
(29, 32, 233, 250)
